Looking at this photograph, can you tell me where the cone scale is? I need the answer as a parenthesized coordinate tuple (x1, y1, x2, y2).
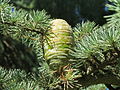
(44, 19, 74, 70)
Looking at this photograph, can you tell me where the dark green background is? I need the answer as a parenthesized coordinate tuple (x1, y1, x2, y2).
(10, 0, 114, 26)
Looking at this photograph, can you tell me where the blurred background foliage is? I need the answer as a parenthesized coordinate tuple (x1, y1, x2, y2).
(9, 0, 114, 26)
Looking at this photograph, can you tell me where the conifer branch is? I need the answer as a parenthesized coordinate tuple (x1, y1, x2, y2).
(0, 21, 44, 35)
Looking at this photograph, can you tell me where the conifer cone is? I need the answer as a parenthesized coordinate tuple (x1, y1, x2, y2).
(44, 19, 74, 70)
(0, 34, 40, 72)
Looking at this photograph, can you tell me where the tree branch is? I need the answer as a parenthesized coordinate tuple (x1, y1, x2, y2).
(0, 21, 44, 35)
(77, 73, 120, 87)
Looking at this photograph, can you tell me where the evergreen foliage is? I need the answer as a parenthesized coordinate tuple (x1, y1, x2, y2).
(0, 0, 120, 90)
(0, 33, 39, 72)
